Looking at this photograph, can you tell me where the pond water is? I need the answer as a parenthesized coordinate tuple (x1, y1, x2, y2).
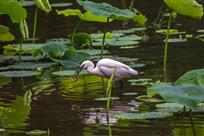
(1, 0, 204, 136)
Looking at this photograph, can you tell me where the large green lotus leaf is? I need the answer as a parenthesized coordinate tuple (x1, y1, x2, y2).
(0, 0, 27, 23)
(164, 0, 203, 20)
(33, 0, 51, 13)
(132, 14, 147, 26)
(113, 112, 172, 120)
(72, 32, 92, 49)
(164, 38, 187, 43)
(7, 62, 57, 70)
(57, 9, 110, 22)
(175, 69, 204, 86)
(40, 43, 67, 58)
(112, 28, 146, 34)
(147, 83, 204, 108)
(50, 50, 90, 68)
(0, 70, 41, 77)
(77, 0, 135, 20)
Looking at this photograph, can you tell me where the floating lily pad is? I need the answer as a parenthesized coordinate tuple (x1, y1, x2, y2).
(128, 100, 143, 106)
(164, 38, 187, 43)
(156, 29, 178, 34)
(46, 38, 70, 45)
(0, 71, 41, 77)
(129, 78, 153, 86)
(129, 64, 146, 68)
(7, 62, 57, 70)
(51, 3, 72, 8)
(94, 97, 119, 101)
(22, 1, 35, 7)
(112, 28, 146, 34)
(52, 70, 88, 76)
(113, 111, 172, 120)
(79, 49, 109, 56)
(122, 92, 138, 96)
(25, 129, 48, 136)
(156, 103, 184, 108)
(136, 95, 164, 103)
(197, 29, 204, 33)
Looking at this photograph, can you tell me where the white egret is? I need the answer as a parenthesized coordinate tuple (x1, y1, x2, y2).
(74, 58, 138, 88)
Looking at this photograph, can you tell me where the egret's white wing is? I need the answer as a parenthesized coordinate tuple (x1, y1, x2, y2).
(96, 58, 132, 70)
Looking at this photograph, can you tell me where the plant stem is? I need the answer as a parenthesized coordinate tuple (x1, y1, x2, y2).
(189, 109, 197, 136)
(32, 7, 38, 43)
(101, 17, 110, 59)
(71, 20, 82, 45)
(163, 12, 172, 81)
(152, 4, 164, 25)
(19, 38, 23, 62)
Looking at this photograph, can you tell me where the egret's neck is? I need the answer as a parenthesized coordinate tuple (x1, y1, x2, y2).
(87, 62, 95, 73)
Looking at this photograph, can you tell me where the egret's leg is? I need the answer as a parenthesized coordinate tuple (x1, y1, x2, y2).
(119, 80, 123, 89)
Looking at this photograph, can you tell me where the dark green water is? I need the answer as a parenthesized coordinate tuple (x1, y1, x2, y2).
(1, 0, 204, 136)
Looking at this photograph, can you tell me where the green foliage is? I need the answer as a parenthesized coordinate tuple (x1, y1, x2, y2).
(164, 0, 203, 20)
(7, 62, 57, 70)
(72, 32, 92, 49)
(77, 0, 146, 26)
(40, 43, 66, 58)
(175, 69, 204, 86)
(147, 83, 204, 108)
(33, 0, 51, 13)
(19, 19, 29, 39)
(0, 77, 11, 87)
(0, 70, 41, 77)
(0, 0, 27, 23)
(113, 112, 172, 120)
(57, 9, 110, 22)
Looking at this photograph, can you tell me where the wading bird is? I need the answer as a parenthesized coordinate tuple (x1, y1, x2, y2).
(74, 58, 138, 88)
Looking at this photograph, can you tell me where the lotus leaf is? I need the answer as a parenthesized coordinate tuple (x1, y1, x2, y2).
(0, 70, 41, 77)
(49, 50, 90, 68)
(25, 129, 48, 136)
(176, 69, 204, 86)
(51, 3, 72, 8)
(0, 0, 27, 23)
(0, 77, 11, 87)
(147, 83, 204, 108)
(94, 97, 119, 101)
(40, 43, 67, 58)
(77, 0, 146, 25)
(72, 32, 92, 49)
(164, 38, 187, 43)
(113, 112, 172, 120)
(57, 9, 110, 22)
(79, 49, 109, 56)
(33, 0, 51, 13)
(122, 92, 138, 96)
(164, 0, 203, 20)
(7, 62, 57, 70)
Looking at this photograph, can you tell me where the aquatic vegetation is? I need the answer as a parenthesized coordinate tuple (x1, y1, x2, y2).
(0, 70, 41, 77)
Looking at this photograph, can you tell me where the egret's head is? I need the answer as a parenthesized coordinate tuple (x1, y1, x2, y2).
(73, 60, 93, 81)
(80, 60, 93, 70)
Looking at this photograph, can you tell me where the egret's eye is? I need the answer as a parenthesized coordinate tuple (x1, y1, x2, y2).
(80, 64, 85, 69)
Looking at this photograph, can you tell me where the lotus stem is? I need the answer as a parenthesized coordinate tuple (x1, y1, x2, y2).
(163, 12, 172, 81)
(106, 69, 115, 113)
(19, 38, 23, 62)
(189, 109, 197, 136)
(32, 7, 38, 43)
(101, 17, 110, 59)
(71, 20, 82, 45)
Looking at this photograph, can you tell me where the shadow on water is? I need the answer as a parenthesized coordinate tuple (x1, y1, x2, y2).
(1, 0, 204, 136)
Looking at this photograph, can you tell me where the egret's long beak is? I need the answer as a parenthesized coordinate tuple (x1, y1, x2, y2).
(73, 66, 83, 82)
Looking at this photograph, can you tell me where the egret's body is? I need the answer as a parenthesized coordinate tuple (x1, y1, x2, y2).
(78, 58, 138, 81)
